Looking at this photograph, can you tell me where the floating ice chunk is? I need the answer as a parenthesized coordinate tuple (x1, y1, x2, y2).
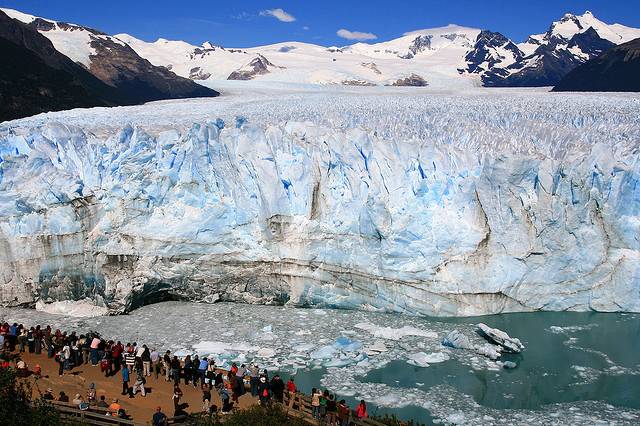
(35, 299, 108, 318)
(192, 341, 259, 355)
(497, 360, 517, 369)
(334, 336, 363, 352)
(407, 351, 450, 367)
(355, 322, 437, 340)
(364, 340, 388, 355)
(256, 347, 276, 358)
(310, 345, 337, 359)
(423, 352, 450, 363)
(262, 325, 273, 332)
(476, 323, 524, 353)
(407, 352, 431, 367)
(292, 343, 315, 352)
(442, 330, 473, 349)
(474, 343, 502, 360)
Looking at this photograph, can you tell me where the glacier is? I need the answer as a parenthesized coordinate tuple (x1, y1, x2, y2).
(0, 85, 638, 315)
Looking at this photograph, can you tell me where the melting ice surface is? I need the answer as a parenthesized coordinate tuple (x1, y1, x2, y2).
(1, 302, 639, 425)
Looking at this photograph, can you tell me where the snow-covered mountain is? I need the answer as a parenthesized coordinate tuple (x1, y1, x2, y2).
(118, 24, 482, 88)
(116, 11, 640, 88)
(0, 7, 218, 107)
(3, 7, 638, 89)
(478, 11, 640, 86)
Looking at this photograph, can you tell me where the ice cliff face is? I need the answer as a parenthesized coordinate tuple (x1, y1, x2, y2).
(0, 89, 638, 316)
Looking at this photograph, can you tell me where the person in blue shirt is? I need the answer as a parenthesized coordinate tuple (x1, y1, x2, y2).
(152, 406, 167, 426)
(121, 364, 131, 396)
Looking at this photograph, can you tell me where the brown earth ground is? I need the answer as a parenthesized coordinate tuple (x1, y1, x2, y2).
(12, 350, 258, 424)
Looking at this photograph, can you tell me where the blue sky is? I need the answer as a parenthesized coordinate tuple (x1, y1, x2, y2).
(2, 0, 639, 46)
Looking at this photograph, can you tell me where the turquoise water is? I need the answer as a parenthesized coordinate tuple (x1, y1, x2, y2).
(285, 311, 640, 424)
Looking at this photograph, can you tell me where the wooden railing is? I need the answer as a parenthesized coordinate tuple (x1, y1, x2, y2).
(283, 392, 387, 426)
(48, 400, 143, 426)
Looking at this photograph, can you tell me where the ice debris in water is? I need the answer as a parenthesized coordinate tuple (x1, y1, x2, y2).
(2, 302, 640, 425)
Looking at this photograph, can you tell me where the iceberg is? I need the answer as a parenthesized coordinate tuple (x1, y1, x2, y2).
(0, 89, 638, 316)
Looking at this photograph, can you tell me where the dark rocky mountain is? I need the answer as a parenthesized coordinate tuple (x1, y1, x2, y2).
(465, 30, 523, 74)
(228, 54, 283, 80)
(0, 10, 123, 121)
(389, 74, 428, 87)
(482, 27, 615, 87)
(22, 17, 218, 104)
(553, 37, 640, 92)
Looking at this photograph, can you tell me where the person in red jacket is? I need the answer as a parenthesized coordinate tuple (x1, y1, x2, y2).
(355, 400, 368, 419)
(286, 377, 297, 411)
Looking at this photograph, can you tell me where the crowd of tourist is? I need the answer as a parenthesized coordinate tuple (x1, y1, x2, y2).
(0, 321, 369, 425)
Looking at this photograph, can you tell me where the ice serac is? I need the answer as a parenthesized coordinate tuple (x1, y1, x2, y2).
(0, 93, 639, 316)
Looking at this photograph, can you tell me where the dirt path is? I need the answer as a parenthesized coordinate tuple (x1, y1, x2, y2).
(12, 350, 258, 423)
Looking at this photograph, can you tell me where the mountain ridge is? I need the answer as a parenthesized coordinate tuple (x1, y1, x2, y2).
(2, 7, 640, 90)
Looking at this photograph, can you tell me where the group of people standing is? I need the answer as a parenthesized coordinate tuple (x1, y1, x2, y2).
(1, 321, 369, 425)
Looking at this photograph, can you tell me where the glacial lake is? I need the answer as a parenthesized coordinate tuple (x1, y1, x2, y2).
(1, 302, 638, 425)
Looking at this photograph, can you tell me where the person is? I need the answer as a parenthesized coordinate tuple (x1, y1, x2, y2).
(170, 356, 181, 384)
(229, 373, 239, 403)
(198, 356, 208, 386)
(34, 326, 42, 355)
(81, 336, 90, 365)
(214, 371, 224, 390)
(108, 398, 121, 415)
(219, 386, 233, 414)
(286, 377, 297, 411)
(62, 341, 71, 371)
(202, 384, 211, 412)
(163, 350, 171, 381)
(355, 400, 368, 419)
(270, 374, 284, 403)
(172, 384, 183, 411)
(121, 364, 131, 396)
(235, 364, 246, 396)
(90, 335, 100, 365)
(311, 388, 321, 418)
(16, 359, 28, 377)
(257, 376, 270, 406)
(132, 374, 147, 397)
(326, 394, 337, 426)
(72, 394, 84, 406)
(150, 348, 160, 379)
(152, 406, 168, 426)
(249, 363, 260, 397)
(27, 328, 34, 353)
(17, 328, 27, 353)
(337, 400, 350, 426)
(32, 363, 42, 378)
(141, 345, 151, 377)
(58, 391, 69, 402)
(123, 349, 136, 372)
(183, 355, 193, 385)
(319, 390, 328, 420)
(42, 388, 54, 400)
(99, 348, 112, 375)
(97, 395, 109, 408)
(55, 348, 65, 377)
(206, 361, 217, 390)
(111, 341, 123, 373)
(87, 383, 97, 405)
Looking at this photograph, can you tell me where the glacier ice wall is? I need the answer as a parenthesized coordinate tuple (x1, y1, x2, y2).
(0, 92, 638, 315)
